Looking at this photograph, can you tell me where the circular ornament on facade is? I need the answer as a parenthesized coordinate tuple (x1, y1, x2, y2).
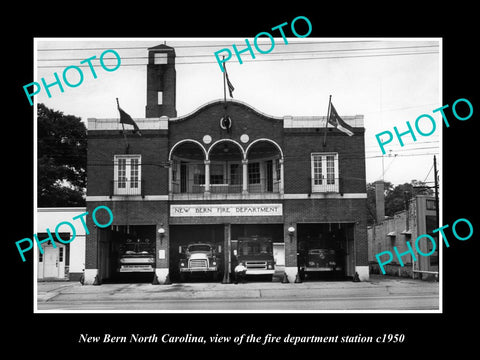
(220, 116, 232, 130)
(240, 134, 249, 143)
(202, 135, 212, 144)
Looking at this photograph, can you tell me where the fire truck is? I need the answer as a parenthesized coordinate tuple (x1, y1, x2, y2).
(178, 243, 220, 281)
(298, 248, 344, 278)
(117, 238, 155, 273)
(235, 236, 275, 280)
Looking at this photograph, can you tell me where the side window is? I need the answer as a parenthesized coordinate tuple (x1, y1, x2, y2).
(311, 153, 339, 192)
(114, 155, 142, 195)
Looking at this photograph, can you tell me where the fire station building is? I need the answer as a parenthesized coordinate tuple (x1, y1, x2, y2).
(83, 44, 369, 285)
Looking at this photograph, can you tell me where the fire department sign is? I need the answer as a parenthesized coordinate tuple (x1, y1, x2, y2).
(170, 204, 283, 217)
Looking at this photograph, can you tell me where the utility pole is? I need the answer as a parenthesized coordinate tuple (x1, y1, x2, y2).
(412, 155, 439, 226)
(411, 155, 439, 280)
(433, 155, 439, 229)
(412, 156, 440, 237)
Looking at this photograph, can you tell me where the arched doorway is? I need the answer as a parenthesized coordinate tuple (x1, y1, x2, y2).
(245, 139, 283, 193)
(207, 139, 245, 194)
(169, 140, 207, 194)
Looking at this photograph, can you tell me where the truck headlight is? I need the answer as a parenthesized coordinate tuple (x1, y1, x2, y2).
(212, 261, 217, 266)
(180, 261, 186, 267)
(267, 264, 273, 269)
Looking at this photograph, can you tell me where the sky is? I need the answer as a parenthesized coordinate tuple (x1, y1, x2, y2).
(34, 37, 441, 187)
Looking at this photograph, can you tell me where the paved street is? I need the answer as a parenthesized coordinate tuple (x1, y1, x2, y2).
(36, 275, 439, 311)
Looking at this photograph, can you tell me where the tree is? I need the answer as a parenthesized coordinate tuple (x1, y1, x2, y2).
(366, 180, 433, 226)
(38, 103, 87, 207)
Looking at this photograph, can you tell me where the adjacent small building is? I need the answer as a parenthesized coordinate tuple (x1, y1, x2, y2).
(37, 207, 86, 281)
(368, 192, 438, 280)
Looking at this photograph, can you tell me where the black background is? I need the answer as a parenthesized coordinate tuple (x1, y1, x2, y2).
(6, 4, 478, 355)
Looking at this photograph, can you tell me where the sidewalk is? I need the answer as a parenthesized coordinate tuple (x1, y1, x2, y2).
(37, 275, 439, 303)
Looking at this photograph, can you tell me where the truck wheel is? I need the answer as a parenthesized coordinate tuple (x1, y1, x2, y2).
(179, 273, 186, 282)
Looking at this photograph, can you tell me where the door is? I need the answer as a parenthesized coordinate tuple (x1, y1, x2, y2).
(43, 246, 59, 278)
(115, 156, 141, 195)
(266, 160, 273, 192)
(180, 162, 187, 193)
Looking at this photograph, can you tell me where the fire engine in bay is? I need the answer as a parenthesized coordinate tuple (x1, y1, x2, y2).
(117, 238, 155, 273)
(235, 236, 275, 281)
(178, 243, 220, 281)
(297, 244, 345, 279)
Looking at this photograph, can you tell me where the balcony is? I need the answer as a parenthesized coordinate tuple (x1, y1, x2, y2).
(172, 181, 243, 194)
(172, 177, 280, 195)
(169, 138, 284, 200)
(110, 179, 145, 198)
(311, 177, 341, 194)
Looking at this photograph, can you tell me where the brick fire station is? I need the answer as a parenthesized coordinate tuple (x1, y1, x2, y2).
(83, 44, 369, 285)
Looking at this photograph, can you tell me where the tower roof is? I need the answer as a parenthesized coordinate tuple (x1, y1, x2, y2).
(148, 44, 175, 52)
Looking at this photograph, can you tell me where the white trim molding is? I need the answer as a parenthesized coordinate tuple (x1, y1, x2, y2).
(87, 193, 366, 202)
(86, 195, 169, 202)
(284, 193, 367, 199)
(86, 193, 366, 202)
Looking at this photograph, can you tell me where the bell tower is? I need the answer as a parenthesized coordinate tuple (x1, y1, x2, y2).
(145, 44, 177, 118)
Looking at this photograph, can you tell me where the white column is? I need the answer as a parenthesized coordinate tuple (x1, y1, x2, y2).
(279, 158, 284, 194)
(168, 160, 173, 195)
(204, 160, 210, 194)
(242, 159, 248, 194)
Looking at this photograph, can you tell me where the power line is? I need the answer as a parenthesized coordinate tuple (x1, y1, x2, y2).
(35, 40, 396, 52)
(423, 162, 435, 183)
(37, 45, 439, 62)
(36, 50, 439, 69)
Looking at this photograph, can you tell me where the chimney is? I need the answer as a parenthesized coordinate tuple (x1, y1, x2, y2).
(374, 180, 385, 223)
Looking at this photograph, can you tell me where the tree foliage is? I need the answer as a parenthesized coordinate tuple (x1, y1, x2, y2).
(366, 180, 434, 226)
(37, 103, 87, 207)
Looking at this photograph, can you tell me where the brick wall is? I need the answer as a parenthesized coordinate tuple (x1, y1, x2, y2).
(284, 128, 366, 194)
(169, 101, 284, 156)
(88, 101, 366, 197)
(87, 130, 169, 196)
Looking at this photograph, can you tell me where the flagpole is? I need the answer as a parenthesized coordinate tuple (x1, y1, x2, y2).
(117, 98, 130, 154)
(323, 95, 332, 147)
(222, 56, 229, 133)
(222, 56, 227, 107)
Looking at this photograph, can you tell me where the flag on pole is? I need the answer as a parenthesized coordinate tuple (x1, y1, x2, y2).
(226, 72, 234, 98)
(117, 100, 141, 136)
(224, 62, 235, 98)
(328, 103, 354, 136)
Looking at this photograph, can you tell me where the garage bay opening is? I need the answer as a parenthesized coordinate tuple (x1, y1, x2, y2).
(231, 224, 284, 282)
(297, 223, 354, 281)
(100, 225, 157, 283)
(169, 225, 224, 282)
